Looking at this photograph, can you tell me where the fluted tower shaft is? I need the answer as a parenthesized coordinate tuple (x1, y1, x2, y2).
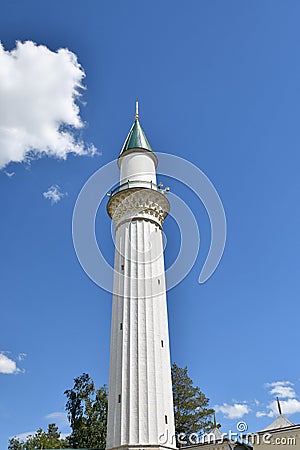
(106, 110, 176, 450)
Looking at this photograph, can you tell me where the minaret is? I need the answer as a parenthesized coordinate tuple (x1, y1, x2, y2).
(106, 102, 176, 450)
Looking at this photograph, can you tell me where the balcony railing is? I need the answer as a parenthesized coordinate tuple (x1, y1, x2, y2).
(107, 180, 169, 197)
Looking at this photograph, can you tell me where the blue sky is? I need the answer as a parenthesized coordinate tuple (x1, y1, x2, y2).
(1, 0, 300, 446)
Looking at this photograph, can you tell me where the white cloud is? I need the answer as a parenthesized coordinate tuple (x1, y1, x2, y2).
(11, 431, 35, 441)
(265, 381, 296, 399)
(17, 352, 27, 361)
(43, 184, 67, 204)
(256, 380, 300, 418)
(214, 402, 251, 419)
(279, 398, 300, 415)
(45, 411, 69, 428)
(0, 352, 20, 374)
(256, 411, 269, 418)
(257, 398, 300, 418)
(0, 40, 96, 169)
(60, 433, 70, 439)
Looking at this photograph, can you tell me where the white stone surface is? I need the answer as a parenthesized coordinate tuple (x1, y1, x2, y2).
(120, 151, 157, 185)
(107, 149, 176, 450)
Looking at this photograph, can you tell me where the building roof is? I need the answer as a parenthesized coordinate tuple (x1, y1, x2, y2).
(119, 101, 154, 158)
(202, 426, 224, 443)
(261, 414, 295, 431)
(120, 117, 153, 155)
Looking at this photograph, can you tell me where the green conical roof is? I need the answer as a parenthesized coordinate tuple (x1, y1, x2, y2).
(120, 118, 153, 154)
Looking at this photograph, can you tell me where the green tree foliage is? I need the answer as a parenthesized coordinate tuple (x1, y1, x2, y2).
(64, 373, 108, 449)
(171, 363, 214, 445)
(8, 438, 23, 450)
(8, 423, 68, 450)
(9, 367, 213, 449)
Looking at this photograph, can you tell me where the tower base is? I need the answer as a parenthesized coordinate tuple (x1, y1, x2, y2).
(107, 445, 177, 450)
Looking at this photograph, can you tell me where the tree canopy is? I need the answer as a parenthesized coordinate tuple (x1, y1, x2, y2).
(8, 374, 108, 450)
(64, 373, 108, 449)
(8, 424, 68, 450)
(9, 366, 214, 449)
(172, 363, 214, 445)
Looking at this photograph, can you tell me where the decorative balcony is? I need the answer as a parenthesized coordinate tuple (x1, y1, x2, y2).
(107, 180, 169, 198)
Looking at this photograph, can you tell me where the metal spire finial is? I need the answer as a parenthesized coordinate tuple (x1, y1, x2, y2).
(277, 397, 282, 415)
(213, 412, 217, 428)
(135, 99, 139, 120)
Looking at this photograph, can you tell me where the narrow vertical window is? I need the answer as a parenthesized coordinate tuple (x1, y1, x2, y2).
(158, 279, 161, 285)
(165, 415, 168, 424)
(161, 340, 164, 347)
(120, 323, 123, 330)
(118, 394, 121, 403)
(121, 264, 124, 271)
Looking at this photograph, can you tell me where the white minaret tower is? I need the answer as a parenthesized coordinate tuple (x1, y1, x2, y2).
(106, 102, 176, 450)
